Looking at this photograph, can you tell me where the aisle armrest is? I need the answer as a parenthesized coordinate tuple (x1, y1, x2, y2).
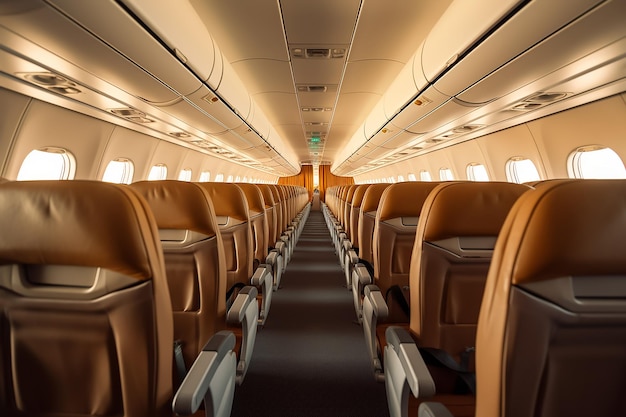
(351, 264, 372, 321)
(384, 326, 436, 417)
(344, 246, 358, 288)
(266, 249, 283, 290)
(226, 286, 259, 384)
(362, 284, 389, 381)
(251, 264, 273, 326)
(172, 331, 237, 417)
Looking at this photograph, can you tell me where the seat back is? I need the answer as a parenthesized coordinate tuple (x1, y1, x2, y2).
(357, 184, 390, 267)
(0, 181, 173, 417)
(343, 185, 358, 239)
(269, 185, 284, 238)
(237, 183, 269, 266)
(257, 184, 278, 247)
(409, 182, 529, 368)
(198, 183, 253, 296)
(476, 179, 626, 417)
(373, 182, 440, 320)
(130, 180, 228, 368)
(349, 184, 371, 248)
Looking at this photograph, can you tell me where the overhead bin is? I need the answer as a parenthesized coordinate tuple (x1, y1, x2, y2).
(455, 0, 625, 104)
(43, 0, 202, 103)
(426, 0, 606, 98)
(421, 0, 527, 84)
(116, 0, 219, 83)
(363, 100, 388, 139)
(383, 50, 425, 120)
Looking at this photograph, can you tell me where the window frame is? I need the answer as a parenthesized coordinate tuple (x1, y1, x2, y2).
(17, 147, 76, 181)
(102, 157, 134, 184)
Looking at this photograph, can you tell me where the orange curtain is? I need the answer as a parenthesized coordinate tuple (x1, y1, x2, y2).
(318, 165, 354, 203)
(278, 165, 315, 201)
(278, 165, 353, 202)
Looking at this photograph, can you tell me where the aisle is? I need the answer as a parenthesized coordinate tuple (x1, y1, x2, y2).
(231, 210, 389, 417)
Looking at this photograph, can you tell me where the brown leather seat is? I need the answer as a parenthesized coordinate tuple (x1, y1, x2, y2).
(129, 181, 227, 369)
(197, 183, 254, 297)
(414, 179, 626, 417)
(384, 181, 529, 417)
(343, 184, 372, 287)
(0, 180, 237, 417)
(474, 179, 626, 417)
(256, 184, 285, 290)
(351, 183, 390, 319)
(195, 182, 264, 377)
(236, 183, 270, 267)
(361, 182, 440, 380)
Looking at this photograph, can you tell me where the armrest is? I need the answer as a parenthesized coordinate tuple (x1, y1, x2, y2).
(266, 249, 283, 290)
(364, 285, 389, 320)
(342, 239, 352, 252)
(418, 403, 455, 417)
(355, 264, 372, 286)
(226, 286, 259, 384)
(172, 331, 237, 416)
(251, 264, 273, 326)
(361, 285, 388, 380)
(346, 248, 359, 266)
(386, 326, 435, 398)
(351, 264, 372, 321)
(344, 248, 359, 289)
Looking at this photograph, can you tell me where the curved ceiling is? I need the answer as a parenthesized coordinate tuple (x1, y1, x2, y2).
(189, 0, 453, 168)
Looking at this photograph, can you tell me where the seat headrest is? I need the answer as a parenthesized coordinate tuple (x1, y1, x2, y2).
(502, 179, 626, 284)
(256, 184, 276, 207)
(236, 183, 266, 214)
(421, 182, 530, 241)
(351, 184, 372, 208)
(0, 181, 161, 279)
(130, 180, 219, 237)
(377, 182, 440, 221)
(361, 184, 391, 213)
(197, 183, 249, 221)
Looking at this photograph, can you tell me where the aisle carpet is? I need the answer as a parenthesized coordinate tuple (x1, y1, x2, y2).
(231, 210, 390, 417)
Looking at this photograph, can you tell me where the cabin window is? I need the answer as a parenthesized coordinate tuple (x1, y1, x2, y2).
(226, 175, 234, 183)
(397, 175, 405, 182)
(235, 176, 241, 182)
(506, 157, 540, 184)
(388, 177, 396, 183)
(199, 171, 211, 182)
(439, 168, 454, 181)
(467, 163, 489, 181)
(419, 170, 432, 181)
(17, 147, 76, 181)
(102, 158, 134, 184)
(243, 176, 248, 182)
(148, 164, 168, 180)
(567, 146, 626, 179)
(178, 168, 192, 182)
(215, 173, 224, 182)
(408, 173, 417, 182)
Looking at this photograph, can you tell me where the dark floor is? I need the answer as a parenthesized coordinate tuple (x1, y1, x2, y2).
(231, 209, 390, 417)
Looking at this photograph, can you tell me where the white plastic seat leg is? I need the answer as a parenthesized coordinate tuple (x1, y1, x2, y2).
(362, 284, 389, 381)
(172, 330, 238, 417)
(226, 286, 259, 384)
(251, 264, 273, 326)
(384, 326, 436, 417)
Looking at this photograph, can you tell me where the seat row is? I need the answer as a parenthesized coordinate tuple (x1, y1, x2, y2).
(322, 180, 626, 417)
(0, 180, 310, 417)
